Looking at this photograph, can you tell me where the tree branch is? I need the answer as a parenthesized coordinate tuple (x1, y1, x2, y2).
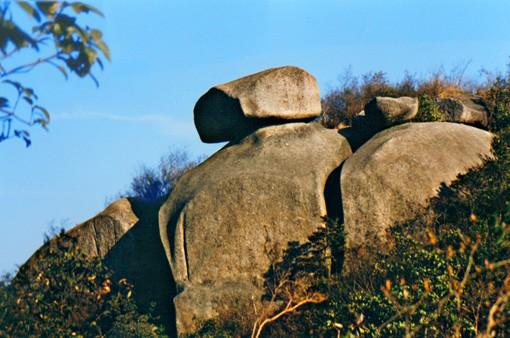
(1, 53, 59, 78)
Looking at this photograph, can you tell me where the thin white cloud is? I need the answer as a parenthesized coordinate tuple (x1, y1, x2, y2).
(53, 112, 196, 137)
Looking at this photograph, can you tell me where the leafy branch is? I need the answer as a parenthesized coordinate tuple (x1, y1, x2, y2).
(0, 1, 109, 146)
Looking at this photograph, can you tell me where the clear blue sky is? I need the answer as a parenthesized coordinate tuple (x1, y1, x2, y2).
(1, 0, 510, 273)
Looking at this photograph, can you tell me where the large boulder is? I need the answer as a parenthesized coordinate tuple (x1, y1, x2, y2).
(341, 122, 493, 273)
(341, 97, 420, 152)
(22, 198, 176, 334)
(24, 198, 138, 261)
(365, 96, 419, 128)
(159, 122, 352, 335)
(437, 95, 489, 127)
(194, 66, 321, 143)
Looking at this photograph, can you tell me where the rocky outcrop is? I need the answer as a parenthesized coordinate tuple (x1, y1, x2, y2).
(365, 96, 419, 127)
(159, 122, 352, 335)
(340, 96, 420, 152)
(20, 64, 499, 336)
(194, 66, 321, 143)
(437, 95, 489, 127)
(341, 122, 493, 273)
(22, 198, 176, 334)
(24, 198, 138, 262)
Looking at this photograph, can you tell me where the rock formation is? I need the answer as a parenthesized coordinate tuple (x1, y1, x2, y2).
(25, 198, 138, 261)
(194, 66, 321, 143)
(436, 95, 489, 127)
(341, 122, 493, 273)
(365, 96, 419, 127)
(22, 66, 497, 336)
(343, 96, 419, 151)
(159, 122, 352, 334)
(23, 198, 176, 334)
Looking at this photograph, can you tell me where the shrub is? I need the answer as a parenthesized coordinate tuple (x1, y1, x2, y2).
(0, 233, 167, 337)
(321, 67, 473, 128)
(321, 69, 399, 127)
(107, 149, 201, 204)
(413, 95, 445, 122)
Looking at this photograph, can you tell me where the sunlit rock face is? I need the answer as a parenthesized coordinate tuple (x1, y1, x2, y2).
(341, 122, 493, 274)
(159, 122, 352, 334)
(22, 198, 176, 334)
(194, 66, 321, 143)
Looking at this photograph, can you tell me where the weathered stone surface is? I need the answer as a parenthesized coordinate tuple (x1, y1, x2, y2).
(365, 96, 419, 128)
(67, 198, 138, 256)
(23, 198, 138, 262)
(438, 95, 489, 127)
(341, 122, 493, 273)
(104, 199, 177, 335)
(22, 198, 176, 335)
(159, 122, 352, 335)
(194, 66, 321, 143)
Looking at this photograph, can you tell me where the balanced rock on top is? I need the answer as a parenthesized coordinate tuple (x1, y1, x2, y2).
(365, 96, 419, 128)
(194, 66, 321, 143)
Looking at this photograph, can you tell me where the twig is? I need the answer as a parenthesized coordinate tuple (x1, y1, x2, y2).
(481, 273, 510, 338)
(252, 293, 326, 338)
(1, 53, 59, 78)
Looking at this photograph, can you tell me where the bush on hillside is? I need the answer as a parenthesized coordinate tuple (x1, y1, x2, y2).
(113, 149, 201, 203)
(0, 233, 167, 337)
(320, 66, 476, 128)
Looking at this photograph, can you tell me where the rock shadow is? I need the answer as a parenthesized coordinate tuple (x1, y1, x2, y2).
(194, 88, 314, 144)
(324, 164, 343, 222)
(104, 198, 176, 336)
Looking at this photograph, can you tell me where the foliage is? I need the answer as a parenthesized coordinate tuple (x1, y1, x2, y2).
(321, 69, 399, 128)
(321, 66, 474, 128)
(0, 232, 166, 337)
(185, 320, 243, 338)
(123, 149, 201, 202)
(483, 74, 510, 132)
(0, 1, 109, 146)
(413, 95, 445, 122)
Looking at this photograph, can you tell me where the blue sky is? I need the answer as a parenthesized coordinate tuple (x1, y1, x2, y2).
(1, 0, 510, 273)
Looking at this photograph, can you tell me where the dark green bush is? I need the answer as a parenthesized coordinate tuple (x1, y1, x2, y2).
(0, 233, 167, 337)
(413, 95, 445, 122)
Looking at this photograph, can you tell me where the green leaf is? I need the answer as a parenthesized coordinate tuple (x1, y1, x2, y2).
(3, 80, 22, 92)
(45, 60, 69, 79)
(22, 96, 34, 106)
(60, 22, 88, 43)
(33, 105, 50, 123)
(0, 97, 9, 108)
(17, 2, 41, 22)
(52, 22, 63, 36)
(84, 47, 97, 64)
(96, 40, 110, 61)
(36, 2, 60, 17)
(96, 57, 104, 70)
(23, 87, 34, 97)
(33, 118, 49, 130)
(70, 2, 104, 17)
(55, 64, 69, 79)
(90, 29, 102, 42)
